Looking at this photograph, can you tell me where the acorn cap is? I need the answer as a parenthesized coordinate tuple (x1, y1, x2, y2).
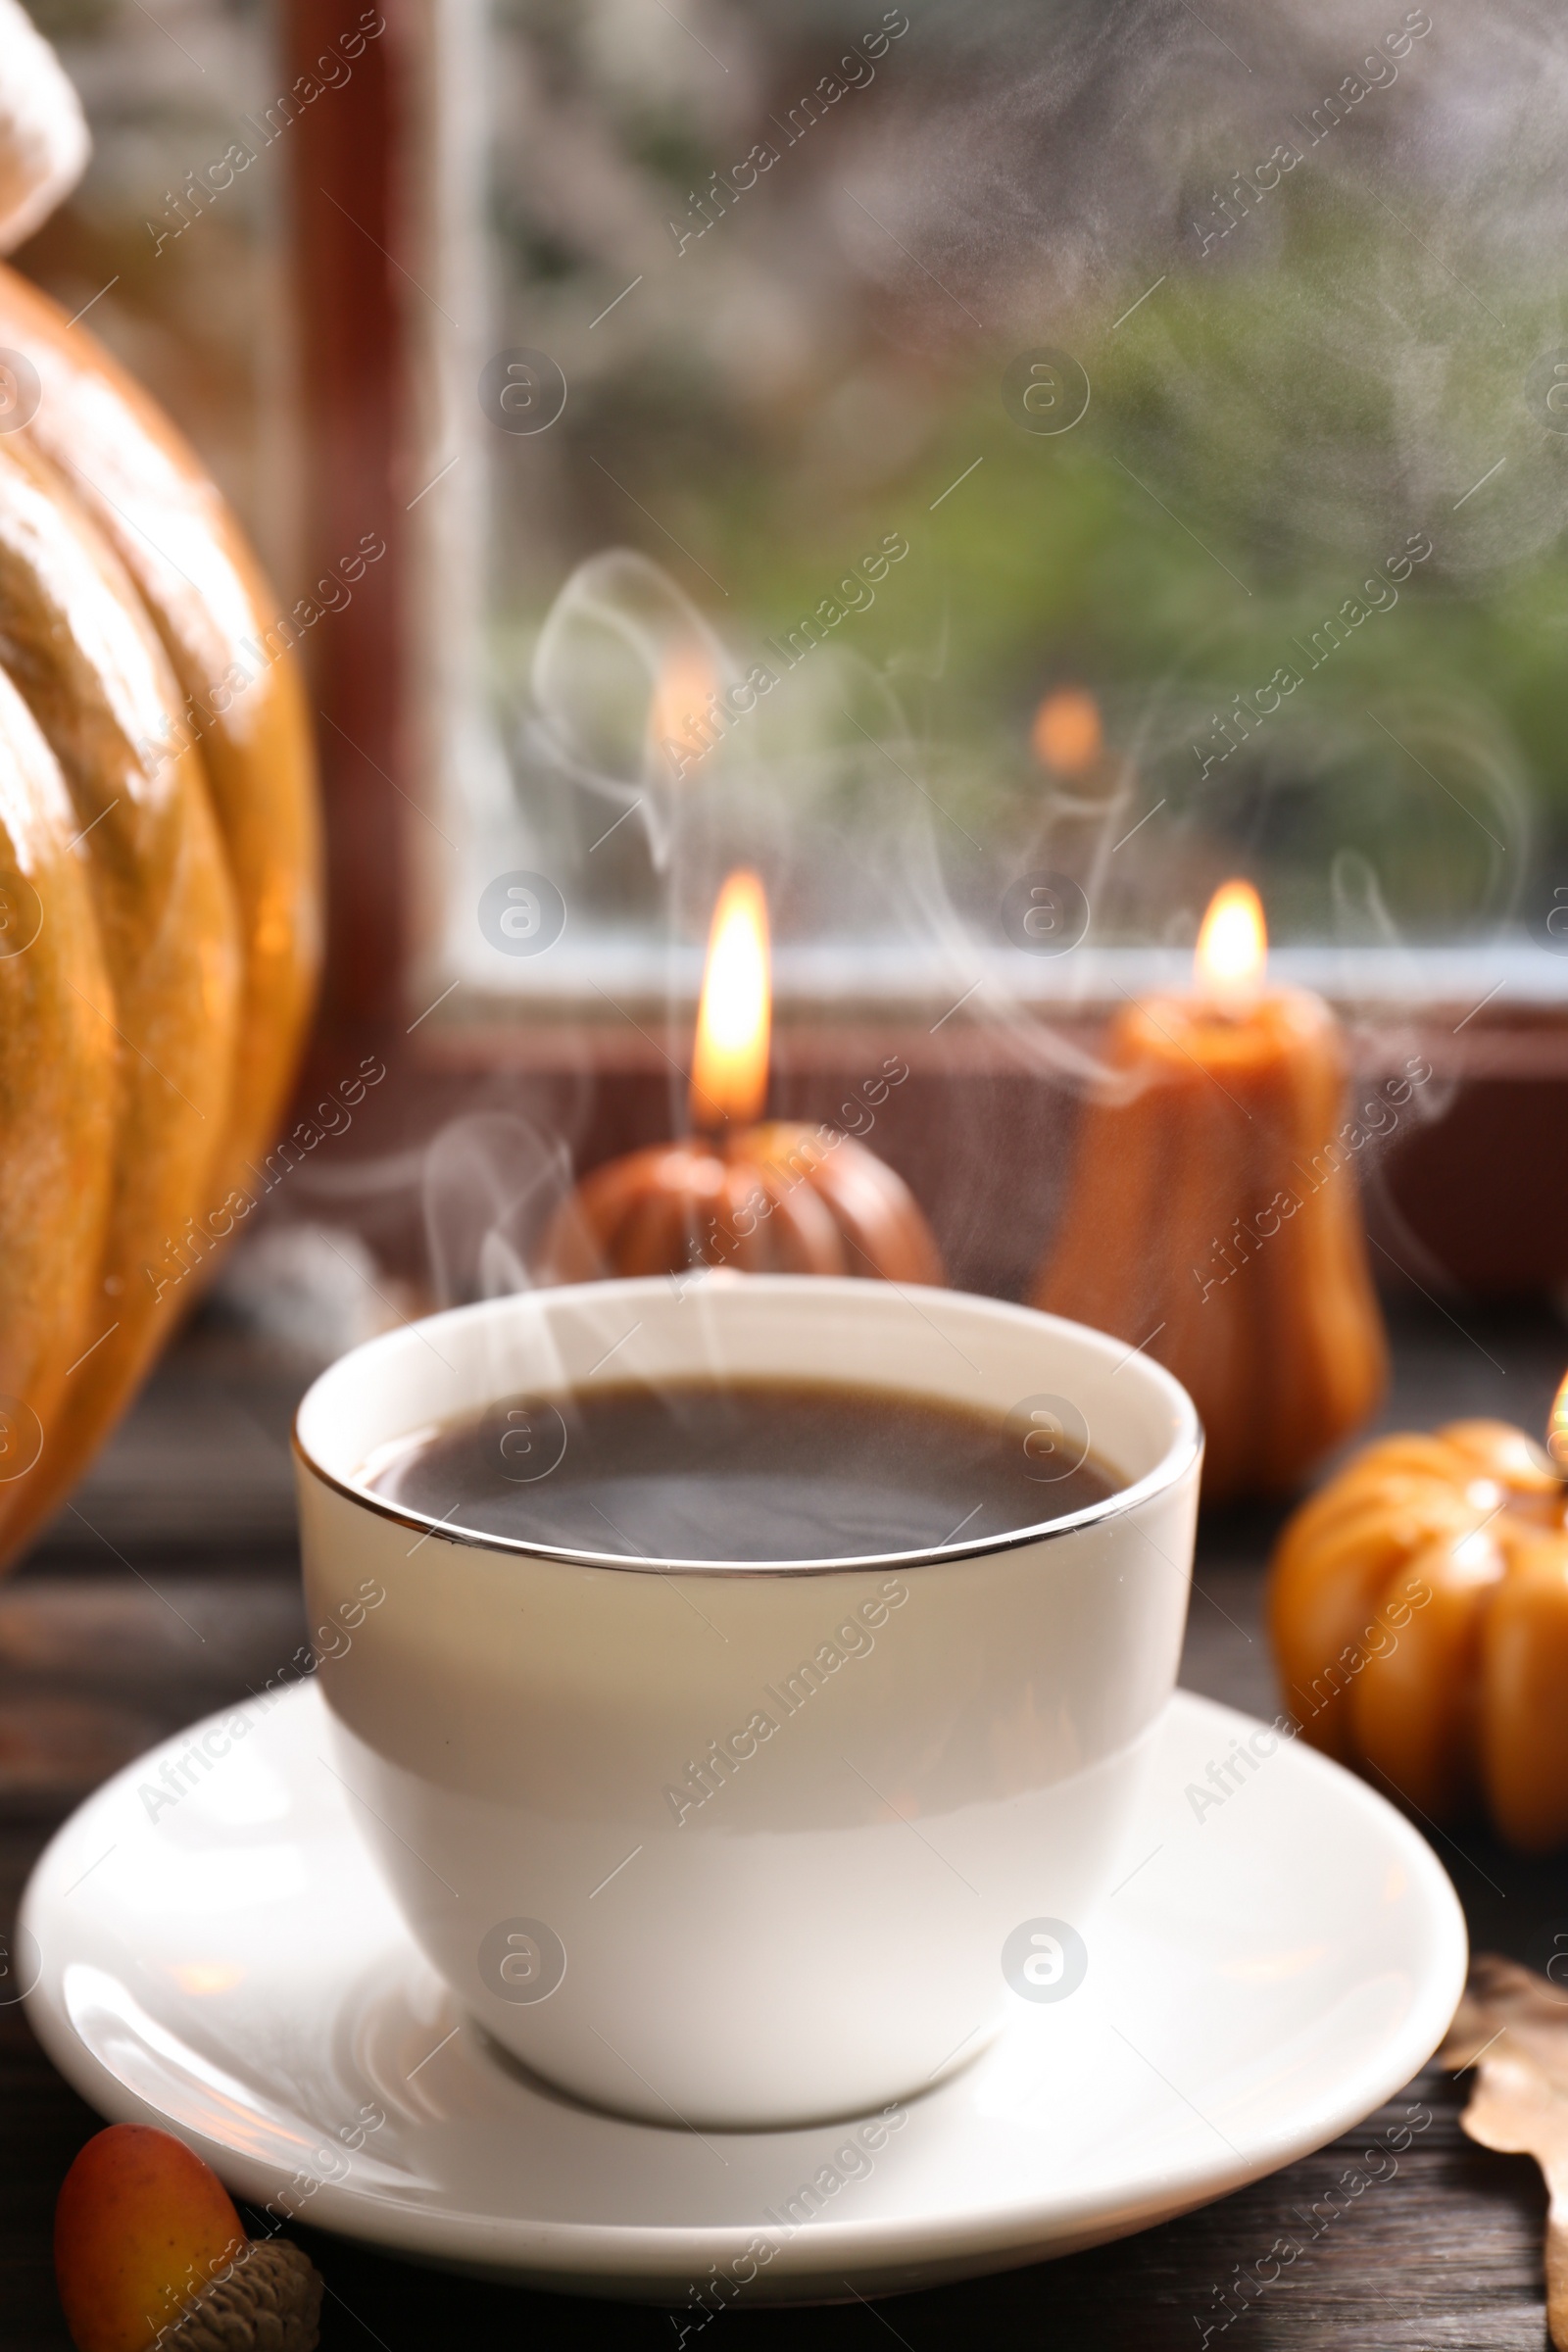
(166, 2237, 322, 2352)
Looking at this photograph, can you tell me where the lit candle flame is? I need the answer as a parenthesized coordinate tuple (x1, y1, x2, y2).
(1549, 1370, 1568, 1472)
(1196, 878, 1267, 1004)
(690, 869, 770, 1129)
(649, 649, 717, 776)
(1031, 687, 1102, 776)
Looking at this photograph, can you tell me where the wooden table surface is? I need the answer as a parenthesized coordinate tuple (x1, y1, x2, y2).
(5, 1294, 1567, 2350)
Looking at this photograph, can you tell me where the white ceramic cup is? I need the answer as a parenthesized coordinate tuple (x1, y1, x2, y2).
(294, 1273, 1200, 2131)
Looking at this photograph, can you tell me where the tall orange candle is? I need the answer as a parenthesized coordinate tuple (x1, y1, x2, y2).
(1031, 881, 1388, 1499)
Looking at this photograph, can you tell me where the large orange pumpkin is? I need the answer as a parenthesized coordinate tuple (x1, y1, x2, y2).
(0, 37, 319, 1564)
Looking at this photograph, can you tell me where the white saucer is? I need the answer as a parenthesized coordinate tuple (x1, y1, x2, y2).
(21, 1683, 1465, 2305)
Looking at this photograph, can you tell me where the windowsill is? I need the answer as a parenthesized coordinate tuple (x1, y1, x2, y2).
(435, 934, 1568, 1006)
(408, 940, 1568, 1076)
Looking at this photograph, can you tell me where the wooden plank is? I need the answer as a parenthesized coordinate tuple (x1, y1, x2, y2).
(2, 1296, 1566, 2343)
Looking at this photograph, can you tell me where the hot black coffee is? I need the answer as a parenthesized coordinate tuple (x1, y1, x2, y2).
(368, 1379, 1119, 1563)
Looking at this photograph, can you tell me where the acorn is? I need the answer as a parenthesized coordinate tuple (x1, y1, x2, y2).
(163, 2238, 321, 2351)
(55, 2125, 322, 2352)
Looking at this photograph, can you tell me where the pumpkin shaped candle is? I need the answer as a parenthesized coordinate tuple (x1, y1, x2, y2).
(1031, 881, 1387, 1499)
(544, 870, 943, 1286)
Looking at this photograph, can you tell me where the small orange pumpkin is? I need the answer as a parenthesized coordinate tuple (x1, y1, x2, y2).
(1268, 1419, 1568, 1851)
(544, 1121, 945, 1285)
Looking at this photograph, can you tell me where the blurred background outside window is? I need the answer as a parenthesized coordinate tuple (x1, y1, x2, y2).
(410, 0, 1568, 1030)
(29, 0, 1568, 1034)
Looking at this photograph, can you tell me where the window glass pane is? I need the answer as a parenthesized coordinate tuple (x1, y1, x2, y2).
(42, 2, 1561, 1012)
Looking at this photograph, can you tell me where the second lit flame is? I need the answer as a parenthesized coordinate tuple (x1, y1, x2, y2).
(1196, 878, 1267, 1005)
(1549, 1371, 1568, 1474)
(1031, 687, 1102, 777)
(690, 868, 770, 1129)
(648, 647, 719, 780)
